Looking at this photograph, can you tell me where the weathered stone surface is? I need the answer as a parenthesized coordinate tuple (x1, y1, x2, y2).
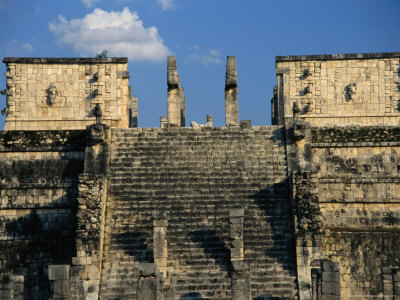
(167, 56, 186, 127)
(1, 51, 400, 300)
(2, 58, 135, 130)
(49, 265, 70, 280)
(225, 56, 239, 126)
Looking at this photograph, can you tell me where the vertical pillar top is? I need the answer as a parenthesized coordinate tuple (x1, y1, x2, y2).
(167, 56, 179, 89)
(167, 56, 177, 70)
(225, 56, 237, 88)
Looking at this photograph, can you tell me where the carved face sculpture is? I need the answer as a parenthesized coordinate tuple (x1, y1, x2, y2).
(48, 83, 58, 104)
(346, 83, 357, 99)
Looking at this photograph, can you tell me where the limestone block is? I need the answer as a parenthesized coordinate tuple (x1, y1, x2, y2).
(48, 265, 70, 281)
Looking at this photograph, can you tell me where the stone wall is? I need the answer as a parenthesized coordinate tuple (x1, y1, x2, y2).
(0, 130, 85, 298)
(274, 52, 400, 127)
(306, 126, 400, 299)
(2, 58, 137, 130)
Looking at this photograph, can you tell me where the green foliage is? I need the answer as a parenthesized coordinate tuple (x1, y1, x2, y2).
(96, 50, 108, 58)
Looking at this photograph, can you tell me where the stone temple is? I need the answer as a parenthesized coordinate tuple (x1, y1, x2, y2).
(0, 52, 399, 300)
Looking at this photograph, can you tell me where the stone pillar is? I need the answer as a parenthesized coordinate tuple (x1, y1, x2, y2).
(160, 116, 168, 128)
(225, 56, 239, 126)
(0, 275, 24, 300)
(69, 123, 110, 299)
(167, 56, 186, 127)
(383, 267, 400, 299)
(229, 209, 250, 300)
(311, 260, 340, 300)
(137, 263, 163, 300)
(229, 208, 244, 261)
(231, 261, 251, 300)
(84, 123, 110, 174)
(48, 265, 70, 300)
(128, 86, 138, 128)
(153, 210, 168, 277)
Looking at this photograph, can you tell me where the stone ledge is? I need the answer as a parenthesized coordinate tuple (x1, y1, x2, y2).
(312, 126, 400, 144)
(312, 142, 400, 148)
(0, 130, 86, 151)
(3, 57, 128, 64)
(319, 177, 400, 183)
(0, 183, 75, 189)
(276, 52, 400, 62)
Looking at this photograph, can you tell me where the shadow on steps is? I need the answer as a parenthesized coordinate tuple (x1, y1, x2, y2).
(113, 231, 154, 263)
(180, 292, 210, 299)
(188, 229, 232, 274)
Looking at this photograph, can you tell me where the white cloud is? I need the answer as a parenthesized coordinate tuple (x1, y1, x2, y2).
(187, 47, 222, 66)
(193, 44, 201, 51)
(4, 40, 34, 56)
(81, 0, 100, 8)
(49, 7, 170, 61)
(157, 0, 175, 11)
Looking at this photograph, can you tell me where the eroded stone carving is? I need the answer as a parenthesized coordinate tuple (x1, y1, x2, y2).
(293, 101, 300, 120)
(93, 103, 103, 124)
(345, 83, 357, 100)
(1, 89, 13, 116)
(47, 83, 58, 105)
(301, 68, 312, 79)
(1, 66, 15, 116)
(301, 86, 311, 96)
(293, 172, 322, 233)
(190, 114, 213, 129)
(304, 101, 312, 113)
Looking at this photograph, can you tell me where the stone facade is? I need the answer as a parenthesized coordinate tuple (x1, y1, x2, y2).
(0, 52, 400, 299)
(1, 58, 138, 130)
(273, 52, 400, 127)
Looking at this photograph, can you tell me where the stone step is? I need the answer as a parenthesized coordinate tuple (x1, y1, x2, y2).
(99, 126, 297, 299)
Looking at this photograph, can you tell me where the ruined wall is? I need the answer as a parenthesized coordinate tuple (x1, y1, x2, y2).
(310, 127, 400, 299)
(1, 58, 137, 130)
(0, 130, 85, 298)
(275, 53, 400, 127)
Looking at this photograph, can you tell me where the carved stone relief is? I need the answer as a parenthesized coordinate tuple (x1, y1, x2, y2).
(345, 83, 357, 101)
(1, 67, 15, 116)
(47, 83, 58, 105)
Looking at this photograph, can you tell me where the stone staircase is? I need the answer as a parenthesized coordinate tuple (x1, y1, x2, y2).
(99, 126, 298, 300)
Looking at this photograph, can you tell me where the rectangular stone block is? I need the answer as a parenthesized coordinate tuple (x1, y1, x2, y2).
(53, 280, 70, 297)
(48, 265, 70, 281)
(321, 271, 340, 282)
(229, 208, 244, 218)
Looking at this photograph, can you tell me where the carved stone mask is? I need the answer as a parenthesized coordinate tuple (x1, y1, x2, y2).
(48, 83, 58, 104)
(346, 83, 357, 99)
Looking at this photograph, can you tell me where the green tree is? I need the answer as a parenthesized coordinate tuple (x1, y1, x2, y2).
(96, 50, 108, 58)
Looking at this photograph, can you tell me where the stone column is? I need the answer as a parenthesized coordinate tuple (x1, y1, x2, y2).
(137, 263, 163, 300)
(231, 261, 251, 300)
(229, 208, 250, 300)
(48, 265, 70, 300)
(229, 208, 244, 261)
(69, 123, 110, 299)
(153, 211, 168, 277)
(311, 260, 340, 300)
(225, 56, 239, 126)
(167, 56, 186, 127)
(383, 267, 400, 299)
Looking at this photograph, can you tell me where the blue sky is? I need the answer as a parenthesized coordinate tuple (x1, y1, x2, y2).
(0, 0, 399, 128)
